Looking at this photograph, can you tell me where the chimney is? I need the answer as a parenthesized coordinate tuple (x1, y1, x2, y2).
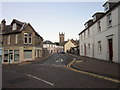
(1, 19, 6, 31)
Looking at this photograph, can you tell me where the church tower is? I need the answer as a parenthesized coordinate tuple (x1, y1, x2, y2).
(59, 32, 65, 43)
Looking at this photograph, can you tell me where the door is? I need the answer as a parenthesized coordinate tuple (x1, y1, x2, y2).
(84, 44, 86, 56)
(9, 50, 13, 63)
(108, 38, 113, 61)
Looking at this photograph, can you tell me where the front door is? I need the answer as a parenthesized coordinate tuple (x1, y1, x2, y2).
(84, 44, 86, 56)
(108, 38, 113, 62)
(9, 50, 13, 63)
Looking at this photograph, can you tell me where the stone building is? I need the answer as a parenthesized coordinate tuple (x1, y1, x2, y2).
(1, 19, 43, 64)
(59, 32, 65, 43)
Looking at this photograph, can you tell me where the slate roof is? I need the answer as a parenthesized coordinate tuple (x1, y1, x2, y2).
(43, 40, 54, 44)
(79, 1, 120, 35)
(2, 19, 43, 40)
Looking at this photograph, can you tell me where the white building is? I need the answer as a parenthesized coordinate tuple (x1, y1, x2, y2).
(43, 40, 63, 53)
(79, 0, 120, 63)
(0, 23, 2, 64)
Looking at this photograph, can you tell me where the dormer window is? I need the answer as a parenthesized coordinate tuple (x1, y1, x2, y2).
(103, 3, 109, 12)
(12, 23, 17, 30)
(93, 15, 96, 22)
(84, 23, 88, 28)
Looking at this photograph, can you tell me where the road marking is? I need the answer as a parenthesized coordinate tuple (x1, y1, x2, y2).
(55, 59, 63, 62)
(66, 60, 120, 84)
(26, 74, 54, 86)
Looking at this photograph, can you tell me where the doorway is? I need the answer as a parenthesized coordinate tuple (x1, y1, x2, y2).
(9, 50, 13, 63)
(84, 44, 86, 56)
(108, 38, 113, 62)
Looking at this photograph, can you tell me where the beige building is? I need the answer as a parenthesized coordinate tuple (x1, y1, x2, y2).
(1, 19, 43, 64)
(64, 39, 77, 53)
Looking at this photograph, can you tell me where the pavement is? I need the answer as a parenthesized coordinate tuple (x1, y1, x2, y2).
(67, 53, 120, 80)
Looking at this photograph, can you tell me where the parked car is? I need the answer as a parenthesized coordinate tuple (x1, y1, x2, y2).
(60, 51, 65, 54)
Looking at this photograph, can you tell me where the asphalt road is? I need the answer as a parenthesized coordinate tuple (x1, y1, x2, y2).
(2, 53, 119, 88)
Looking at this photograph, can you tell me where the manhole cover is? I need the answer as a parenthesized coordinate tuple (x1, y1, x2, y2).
(8, 77, 28, 84)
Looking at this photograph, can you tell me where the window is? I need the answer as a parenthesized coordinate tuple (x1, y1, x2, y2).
(84, 31, 86, 39)
(88, 29, 90, 37)
(97, 21, 101, 32)
(12, 23, 17, 30)
(28, 33, 32, 44)
(81, 34, 82, 41)
(4, 50, 8, 62)
(24, 33, 32, 44)
(8, 35, 10, 45)
(107, 13, 112, 27)
(98, 41, 102, 53)
(81, 45, 83, 54)
(88, 44, 90, 50)
(14, 50, 19, 61)
(104, 3, 109, 12)
(15, 35, 18, 44)
(35, 50, 37, 57)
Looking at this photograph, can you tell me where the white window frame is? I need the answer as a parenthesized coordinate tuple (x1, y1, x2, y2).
(98, 41, 102, 54)
(84, 31, 86, 39)
(12, 23, 17, 30)
(88, 29, 90, 37)
(107, 13, 112, 28)
(15, 34, 18, 44)
(14, 50, 19, 62)
(97, 21, 101, 32)
(8, 35, 10, 45)
(24, 33, 32, 44)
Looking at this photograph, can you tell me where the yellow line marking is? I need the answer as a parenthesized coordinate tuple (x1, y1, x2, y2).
(66, 60, 120, 83)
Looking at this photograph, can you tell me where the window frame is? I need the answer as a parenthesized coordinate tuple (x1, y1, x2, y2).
(12, 23, 17, 30)
(8, 35, 10, 45)
(97, 21, 101, 32)
(107, 13, 112, 28)
(98, 41, 102, 54)
(24, 33, 32, 44)
(15, 34, 18, 44)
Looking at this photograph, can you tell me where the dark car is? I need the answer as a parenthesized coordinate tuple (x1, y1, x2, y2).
(60, 51, 65, 54)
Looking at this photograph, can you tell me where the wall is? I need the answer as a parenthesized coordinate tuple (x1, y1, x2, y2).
(79, 5, 119, 63)
(64, 40, 76, 52)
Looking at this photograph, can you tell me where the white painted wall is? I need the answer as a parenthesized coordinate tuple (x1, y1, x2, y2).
(79, 4, 120, 63)
(64, 40, 76, 52)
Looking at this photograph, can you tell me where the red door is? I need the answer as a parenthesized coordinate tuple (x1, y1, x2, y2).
(108, 39, 113, 61)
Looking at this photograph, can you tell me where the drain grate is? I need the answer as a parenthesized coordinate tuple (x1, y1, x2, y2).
(8, 77, 28, 84)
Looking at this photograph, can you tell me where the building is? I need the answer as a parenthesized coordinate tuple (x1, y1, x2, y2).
(2, 19, 43, 64)
(43, 40, 63, 53)
(64, 39, 78, 53)
(79, 0, 120, 63)
(59, 32, 65, 43)
(0, 23, 2, 64)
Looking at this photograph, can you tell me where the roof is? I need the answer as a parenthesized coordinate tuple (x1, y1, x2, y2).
(59, 41, 67, 46)
(92, 12, 105, 17)
(79, 1, 120, 35)
(2, 19, 43, 40)
(43, 40, 53, 44)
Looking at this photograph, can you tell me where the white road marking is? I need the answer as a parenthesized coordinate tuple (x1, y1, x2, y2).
(55, 59, 63, 62)
(26, 74, 54, 86)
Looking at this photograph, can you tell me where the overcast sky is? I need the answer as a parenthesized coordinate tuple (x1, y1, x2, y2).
(1, 1, 106, 42)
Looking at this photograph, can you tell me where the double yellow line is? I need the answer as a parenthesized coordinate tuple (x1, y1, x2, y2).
(66, 59, 120, 84)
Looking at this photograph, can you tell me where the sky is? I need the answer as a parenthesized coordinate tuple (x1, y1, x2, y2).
(1, 1, 106, 42)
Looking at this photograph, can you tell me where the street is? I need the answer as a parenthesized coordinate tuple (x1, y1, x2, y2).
(2, 53, 119, 88)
